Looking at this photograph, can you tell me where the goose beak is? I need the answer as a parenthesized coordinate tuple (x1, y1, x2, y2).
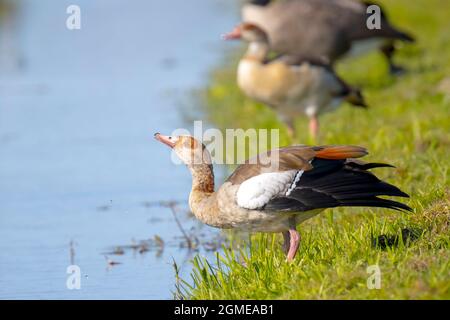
(222, 27, 241, 40)
(154, 133, 175, 148)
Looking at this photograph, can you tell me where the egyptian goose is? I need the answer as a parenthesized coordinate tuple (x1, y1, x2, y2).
(154, 133, 411, 261)
(242, 0, 414, 74)
(223, 23, 367, 139)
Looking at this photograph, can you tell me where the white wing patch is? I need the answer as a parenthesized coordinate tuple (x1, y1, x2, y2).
(286, 170, 304, 196)
(236, 171, 298, 210)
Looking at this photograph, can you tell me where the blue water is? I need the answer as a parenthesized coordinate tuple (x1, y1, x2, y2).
(0, 0, 236, 299)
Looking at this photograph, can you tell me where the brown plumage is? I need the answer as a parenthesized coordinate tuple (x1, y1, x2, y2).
(223, 22, 367, 139)
(155, 133, 411, 261)
(243, 0, 415, 74)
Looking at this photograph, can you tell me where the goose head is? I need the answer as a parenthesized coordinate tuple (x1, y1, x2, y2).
(223, 22, 268, 43)
(154, 133, 212, 166)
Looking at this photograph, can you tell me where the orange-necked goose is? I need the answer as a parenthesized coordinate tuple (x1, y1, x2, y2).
(243, 0, 414, 74)
(154, 133, 411, 261)
(223, 23, 366, 139)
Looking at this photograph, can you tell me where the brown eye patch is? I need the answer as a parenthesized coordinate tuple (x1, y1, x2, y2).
(179, 136, 198, 150)
(190, 137, 197, 149)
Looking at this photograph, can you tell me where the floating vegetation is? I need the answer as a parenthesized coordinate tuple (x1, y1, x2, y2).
(104, 255, 122, 268)
(103, 199, 227, 260)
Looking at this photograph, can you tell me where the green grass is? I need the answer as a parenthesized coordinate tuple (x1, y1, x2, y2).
(177, 0, 450, 299)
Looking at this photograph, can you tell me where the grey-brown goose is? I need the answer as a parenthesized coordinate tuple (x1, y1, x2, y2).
(155, 133, 411, 261)
(243, 0, 415, 74)
(224, 23, 366, 139)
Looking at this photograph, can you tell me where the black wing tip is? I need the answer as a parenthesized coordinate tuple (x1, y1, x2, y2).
(341, 198, 413, 212)
(346, 88, 368, 108)
(383, 199, 413, 212)
(397, 31, 415, 43)
(347, 161, 396, 170)
(396, 189, 410, 198)
(388, 204, 414, 213)
(379, 182, 411, 199)
(367, 162, 396, 169)
(403, 205, 414, 212)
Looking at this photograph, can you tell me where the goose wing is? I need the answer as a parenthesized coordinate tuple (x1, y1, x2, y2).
(264, 158, 411, 213)
(227, 145, 393, 211)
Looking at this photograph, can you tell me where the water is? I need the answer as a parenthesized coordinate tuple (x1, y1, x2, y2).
(0, 0, 237, 299)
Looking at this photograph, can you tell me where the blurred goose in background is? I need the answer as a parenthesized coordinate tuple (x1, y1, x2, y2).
(243, 0, 415, 74)
(155, 133, 411, 261)
(223, 23, 366, 139)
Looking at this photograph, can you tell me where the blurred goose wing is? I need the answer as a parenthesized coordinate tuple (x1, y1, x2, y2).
(276, 56, 360, 100)
(243, 0, 414, 59)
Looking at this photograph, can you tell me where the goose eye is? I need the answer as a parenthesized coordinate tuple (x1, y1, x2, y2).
(169, 137, 172, 140)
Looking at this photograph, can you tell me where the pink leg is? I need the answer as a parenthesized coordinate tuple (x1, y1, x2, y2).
(284, 119, 296, 140)
(286, 228, 301, 262)
(282, 231, 290, 255)
(309, 116, 319, 140)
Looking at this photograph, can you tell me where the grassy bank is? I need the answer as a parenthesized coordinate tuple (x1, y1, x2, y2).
(178, 0, 450, 299)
